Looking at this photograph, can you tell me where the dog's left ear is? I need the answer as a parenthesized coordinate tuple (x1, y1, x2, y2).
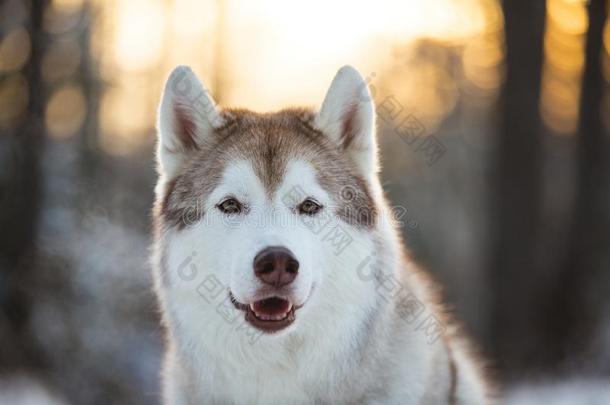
(314, 65, 378, 178)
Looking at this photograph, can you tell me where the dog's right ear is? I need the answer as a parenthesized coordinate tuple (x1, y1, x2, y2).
(157, 65, 223, 178)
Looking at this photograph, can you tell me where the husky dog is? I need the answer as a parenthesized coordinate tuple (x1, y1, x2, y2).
(152, 65, 491, 404)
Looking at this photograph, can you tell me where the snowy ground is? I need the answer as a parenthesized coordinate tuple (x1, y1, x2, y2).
(0, 376, 67, 405)
(2, 375, 610, 404)
(503, 379, 610, 405)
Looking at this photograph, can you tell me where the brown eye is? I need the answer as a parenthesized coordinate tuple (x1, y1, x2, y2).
(298, 198, 322, 215)
(217, 198, 242, 214)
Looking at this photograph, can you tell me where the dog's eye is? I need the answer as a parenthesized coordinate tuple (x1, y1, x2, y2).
(298, 199, 322, 215)
(217, 198, 242, 214)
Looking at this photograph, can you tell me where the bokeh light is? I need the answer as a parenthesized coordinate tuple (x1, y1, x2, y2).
(1, 2, 609, 404)
(43, 1, 83, 34)
(45, 83, 87, 139)
(539, 0, 588, 135)
(99, 80, 155, 155)
(88, 0, 503, 155)
(0, 26, 31, 73)
(112, 0, 166, 73)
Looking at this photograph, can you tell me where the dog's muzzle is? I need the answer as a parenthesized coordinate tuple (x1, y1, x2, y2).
(230, 246, 303, 333)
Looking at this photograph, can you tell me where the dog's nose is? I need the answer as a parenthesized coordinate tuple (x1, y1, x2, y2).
(253, 246, 299, 287)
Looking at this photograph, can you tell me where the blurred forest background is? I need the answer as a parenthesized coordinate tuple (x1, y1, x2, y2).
(0, 0, 609, 403)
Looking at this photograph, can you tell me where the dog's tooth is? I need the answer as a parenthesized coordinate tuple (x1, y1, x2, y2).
(249, 303, 293, 321)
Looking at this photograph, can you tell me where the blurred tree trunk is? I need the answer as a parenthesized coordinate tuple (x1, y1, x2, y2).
(489, 0, 546, 377)
(548, 0, 610, 372)
(0, 0, 49, 371)
(80, 2, 101, 169)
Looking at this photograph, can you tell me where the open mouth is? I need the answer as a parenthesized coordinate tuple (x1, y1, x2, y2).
(230, 293, 298, 333)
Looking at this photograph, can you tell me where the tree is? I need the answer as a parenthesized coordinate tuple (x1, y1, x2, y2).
(0, 0, 49, 371)
(489, 0, 546, 377)
(547, 0, 610, 372)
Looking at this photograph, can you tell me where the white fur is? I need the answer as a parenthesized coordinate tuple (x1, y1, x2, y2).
(314, 66, 379, 179)
(153, 66, 490, 404)
(157, 65, 223, 179)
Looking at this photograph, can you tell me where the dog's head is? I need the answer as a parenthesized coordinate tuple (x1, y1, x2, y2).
(155, 66, 384, 341)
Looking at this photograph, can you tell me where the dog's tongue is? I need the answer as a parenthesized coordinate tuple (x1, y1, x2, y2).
(250, 297, 292, 319)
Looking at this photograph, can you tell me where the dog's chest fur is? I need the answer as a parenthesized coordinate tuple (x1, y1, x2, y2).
(168, 293, 453, 404)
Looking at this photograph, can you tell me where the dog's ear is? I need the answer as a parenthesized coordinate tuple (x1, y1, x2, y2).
(157, 65, 223, 178)
(314, 65, 377, 178)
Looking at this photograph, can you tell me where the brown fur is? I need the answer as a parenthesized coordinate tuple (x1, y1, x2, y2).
(158, 108, 377, 231)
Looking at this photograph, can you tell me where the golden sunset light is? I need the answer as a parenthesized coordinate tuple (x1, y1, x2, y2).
(81, 0, 504, 154)
(2, 1, 609, 403)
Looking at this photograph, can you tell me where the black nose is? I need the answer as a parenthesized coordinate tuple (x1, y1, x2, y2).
(253, 246, 299, 287)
